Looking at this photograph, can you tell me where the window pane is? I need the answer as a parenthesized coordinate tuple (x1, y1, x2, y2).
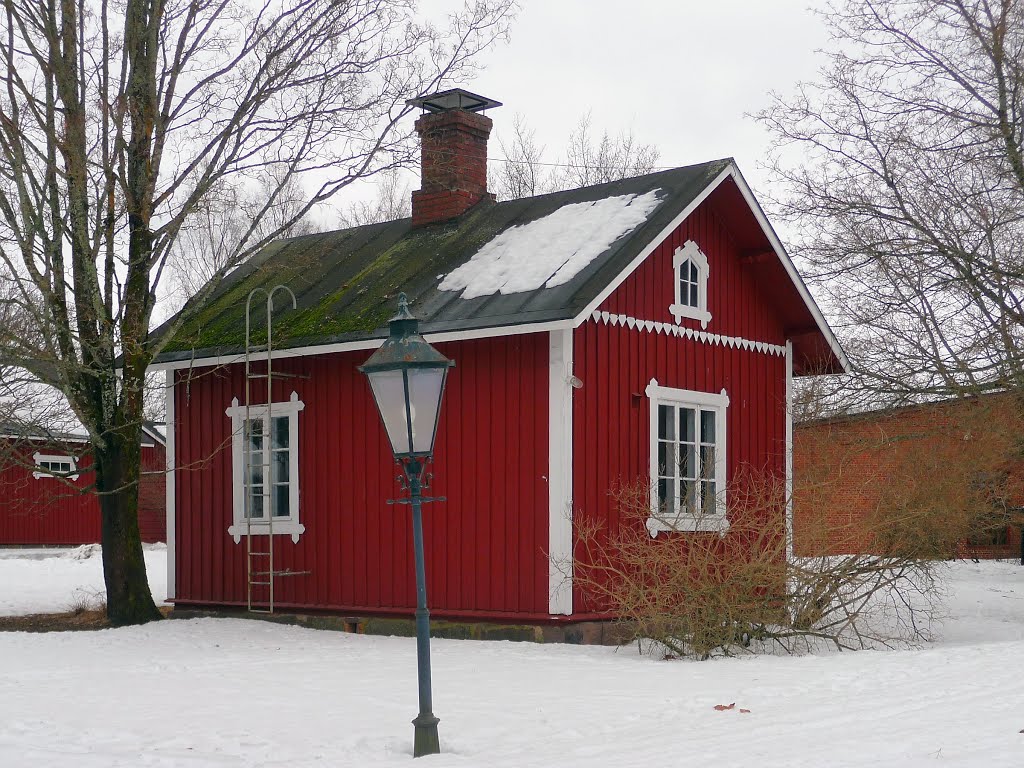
(273, 485, 290, 517)
(272, 450, 289, 484)
(700, 446, 716, 480)
(658, 405, 674, 440)
(680, 444, 695, 479)
(246, 419, 264, 452)
(680, 408, 695, 443)
(689, 282, 699, 307)
(272, 416, 289, 450)
(702, 481, 717, 516)
(657, 441, 676, 476)
(247, 491, 265, 519)
(682, 480, 696, 515)
(701, 410, 716, 444)
(657, 478, 675, 514)
(247, 452, 263, 487)
(689, 262, 698, 282)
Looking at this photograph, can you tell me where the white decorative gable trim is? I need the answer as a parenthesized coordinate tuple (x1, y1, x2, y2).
(589, 311, 787, 357)
(670, 240, 711, 328)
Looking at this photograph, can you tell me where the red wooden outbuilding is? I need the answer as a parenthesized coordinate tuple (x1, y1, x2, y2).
(0, 423, 167, 546)
(153, 90, 846, 628)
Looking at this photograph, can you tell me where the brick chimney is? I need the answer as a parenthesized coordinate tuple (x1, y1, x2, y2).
(407, 89, 502, 227)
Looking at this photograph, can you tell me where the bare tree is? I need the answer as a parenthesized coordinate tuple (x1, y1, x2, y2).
(557, 112, 661, 190)
(759, 0, 1024, 409)
(0, 0, 516, 625)
(487, 112, 661, 201)
(489, 113, 552, 200)
(166, 170, 321, 308)
(337, 169, 412, 228)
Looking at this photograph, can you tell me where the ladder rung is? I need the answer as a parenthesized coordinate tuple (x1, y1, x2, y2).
(248, 552, 272, 557)
(247, 371, 309, 380)
(249, 608, 273, 614)
(250, 580, 272, 585)
(251, 569, 310, 578)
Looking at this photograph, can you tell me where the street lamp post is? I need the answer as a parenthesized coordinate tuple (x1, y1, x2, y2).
(359, 294, 454, 758)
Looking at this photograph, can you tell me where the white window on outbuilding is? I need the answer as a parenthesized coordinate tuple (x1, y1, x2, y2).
(32, 453, 79, 481)
(645, 379, 729, 535)
(225, 392, 305, 543)
(669, 240, 711, 328)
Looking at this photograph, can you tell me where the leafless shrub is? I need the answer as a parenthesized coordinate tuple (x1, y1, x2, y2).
(574, 469, 941, 660)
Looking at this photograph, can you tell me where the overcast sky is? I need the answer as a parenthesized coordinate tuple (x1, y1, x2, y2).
(409, 0, 832, 198)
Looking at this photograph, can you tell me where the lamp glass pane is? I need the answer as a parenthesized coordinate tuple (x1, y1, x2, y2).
(367, 369, 412, 455)
(408, 367, 446, 454)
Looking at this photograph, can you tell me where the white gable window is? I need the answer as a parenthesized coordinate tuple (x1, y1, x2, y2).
(225, 392, 305, 543)
(32, 453, 79, 481)
(669, 240, 711, 328)
(645, 380, 728, 535)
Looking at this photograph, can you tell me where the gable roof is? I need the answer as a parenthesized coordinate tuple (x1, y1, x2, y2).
(154, 159, 847, 375)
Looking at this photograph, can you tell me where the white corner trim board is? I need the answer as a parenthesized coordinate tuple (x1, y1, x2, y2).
(785, 340, 794, 562)
(165, 369, 176, 601)
(590, 311, 787, 357)
(547, 328, 574, 616)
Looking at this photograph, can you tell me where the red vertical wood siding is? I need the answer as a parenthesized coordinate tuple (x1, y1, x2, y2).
(572, 197, 789, 614)
(0, 440, 166, 545)
(172, 333, 550, 617)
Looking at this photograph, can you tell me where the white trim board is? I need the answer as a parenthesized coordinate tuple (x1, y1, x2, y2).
(547, 329, 574, 616)
(165, 369, 176, 600)
(785, 340, 794, 562)
(149, 319, 574, 372)
(590, 311, 787, 357)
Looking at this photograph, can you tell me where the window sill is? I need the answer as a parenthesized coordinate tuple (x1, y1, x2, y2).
(229, 521, 305, 544)
(646, 515, 729, 537)
(669, 304, 711, 328)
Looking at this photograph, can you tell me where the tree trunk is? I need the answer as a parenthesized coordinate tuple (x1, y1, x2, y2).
(96, 431, 162, 626)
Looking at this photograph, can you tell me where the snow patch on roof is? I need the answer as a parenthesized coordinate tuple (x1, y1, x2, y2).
(439, 189, 664, 299)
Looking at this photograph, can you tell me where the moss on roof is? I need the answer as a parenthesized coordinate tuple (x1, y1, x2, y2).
(155, 160, 731, 362)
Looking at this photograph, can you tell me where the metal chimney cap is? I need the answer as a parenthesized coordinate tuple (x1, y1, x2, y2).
(406, 88, 502, 114)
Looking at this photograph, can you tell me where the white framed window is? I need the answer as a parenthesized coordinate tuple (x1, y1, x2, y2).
(669, 240, 711, 328)
(32, 453, 79, 481)
(225, 392, 305, 543)
(645, 379, 729, 535)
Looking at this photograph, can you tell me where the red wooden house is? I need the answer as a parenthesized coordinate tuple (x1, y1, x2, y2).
(0, 422, 167, 546)
(153, 90, 846, 629)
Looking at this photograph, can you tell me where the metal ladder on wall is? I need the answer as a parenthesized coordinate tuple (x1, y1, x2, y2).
(243, 286, 310, 613)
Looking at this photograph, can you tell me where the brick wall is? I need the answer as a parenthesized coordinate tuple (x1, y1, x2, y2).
(794, 394, 1023, 559)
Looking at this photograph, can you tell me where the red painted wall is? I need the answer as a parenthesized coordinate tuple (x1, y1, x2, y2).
(0, 439, 166, 545)
(172, 333, 551, 618)
(572, 196, 789, 614)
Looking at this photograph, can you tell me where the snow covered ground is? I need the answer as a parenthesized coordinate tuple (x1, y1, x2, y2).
(0, 550, 1021, 767)
(0, 544, 167, 616)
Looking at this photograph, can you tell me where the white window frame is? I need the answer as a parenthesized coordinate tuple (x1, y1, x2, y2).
(645, 379, 729, 535)
(32, 453, 79, 481)
(669, 240, 712, 328)
(225, 391, 305, 543)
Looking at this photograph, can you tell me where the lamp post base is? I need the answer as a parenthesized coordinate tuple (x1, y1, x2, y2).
(412, 713, 440, 757)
